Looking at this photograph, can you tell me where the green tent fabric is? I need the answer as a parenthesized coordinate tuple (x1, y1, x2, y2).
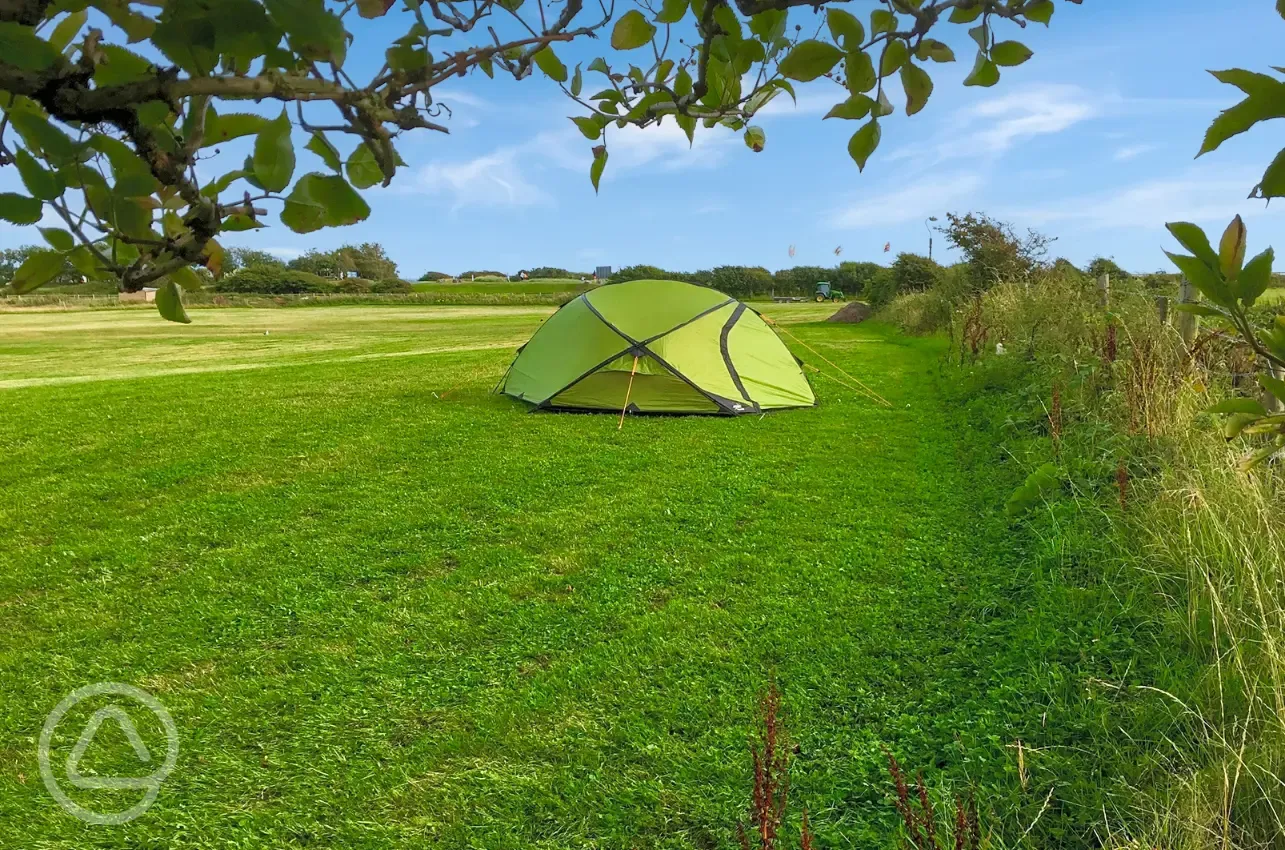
(499, 279, 816, 415)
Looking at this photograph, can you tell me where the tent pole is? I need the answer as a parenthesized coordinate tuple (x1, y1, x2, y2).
(618, 355, 640, 430)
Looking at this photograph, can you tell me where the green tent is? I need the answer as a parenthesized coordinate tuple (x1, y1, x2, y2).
(499, 279, 816, 415)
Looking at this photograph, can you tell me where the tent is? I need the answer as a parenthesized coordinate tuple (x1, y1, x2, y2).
(498, 279, 816, 415)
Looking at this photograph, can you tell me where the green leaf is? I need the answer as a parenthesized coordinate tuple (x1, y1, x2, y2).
(570, 64, 583, 97)
(900, 62, 932, 115)
(713, 5, 742, 40)
(612, 10, 656, 50)
(588, 56, 611, 75)
(10, 249, 66, 294)
(15, 149, 64, 201)
(6, 111, 76, 164)
(204, 110, 269, 146)
(346, 143, 384, 189)
(89, 135, 158, 197)
(845, 50, 876, 93)
(533, 46, 568, 82)
(915, 39, 955, 63)
(1172, 302, 1227, 318)
(156, 280, 192, 324)
(0, 22, 60, 71)
(743, 125, 765, 152)
(570, 116, 602, 140)
(779, 40, 842, 82)
(67, 246, 107, 280)
(870, 9, 897, 35)
(1238, 247, 1275, 307)
(1223, 412, 1261, 440)
(1165, 221, 1219, 269)
(948, 3, 983, 23)
(151, 3, 218, 73)
(281, 172, 370, 233)
(968, 23, 988, 50)
(963, 51, 1000, 87)
(0, 193, 42, 225)
(991, 40, 1033, 67)
(657, 0, 688, 24)
(1219, 215, 1247, 280)
(590, 147, 608, 193)
(386, 42, 427, 71)
(1253, 147, 1285, 199)
(263, 0, 347, 65)
(171, 265, 206, 291)
(1209, 397, 1268, 415)
(880, 39, 909, 77)
(306, 132, 343, 172)
(221, 214, 266, 231)
(847, 119, 880, 171)
(1005, 463, 1060, 517)
(874, 87, 894, 117)
(39, 227, 75, 252)
(748, 8, 786, 41)
(50, 10, 88, 52)
(824, 95, 874, 121)
(357, 0, 395, 17)
(826, 8, 864, 49)
(1198, 72, 1285, 156)
(1166, 251, 1234, 308)
(93, 44, 154, 87)
(1025, 0, 1054, 24)
(253, 109, 295, 193)
(1261, 369, 1285, 402)
(676, 113, 696, 144)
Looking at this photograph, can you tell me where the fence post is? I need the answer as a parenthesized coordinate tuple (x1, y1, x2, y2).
(1176, 277, 1199, 347)
(1096, 273, 1110, 308)
(1154, 296, 1169, 325)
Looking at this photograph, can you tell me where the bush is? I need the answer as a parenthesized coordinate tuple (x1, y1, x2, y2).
(525, 267, 590, 280)
(877, 290, 954, 334)
(213, 267, 336, 294)
(709, 265, 774, 298)
(458, 269, 508, 279)
(419, 271, 453, 281)
(832, 261, 883, 298)
(372, 278, 412, 293)
(335, 277, 373, 294)
(891, 252, 944, 293)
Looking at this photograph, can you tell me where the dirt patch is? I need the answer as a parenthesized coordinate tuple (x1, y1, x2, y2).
(826, 301, 873, 323)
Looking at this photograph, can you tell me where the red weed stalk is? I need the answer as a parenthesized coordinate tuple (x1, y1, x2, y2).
(739, 681, 791, 850)
(1117, 461, 1129, 511)
(800, 810, 814, 850)
(1105, 320, 1118, 363)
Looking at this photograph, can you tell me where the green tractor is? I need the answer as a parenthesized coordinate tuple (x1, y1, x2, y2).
(814, 281, 845, 302)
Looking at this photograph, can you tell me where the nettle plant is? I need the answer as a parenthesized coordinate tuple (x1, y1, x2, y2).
(1165, 8, 1285, 470)
(0, 0, 1070, 320)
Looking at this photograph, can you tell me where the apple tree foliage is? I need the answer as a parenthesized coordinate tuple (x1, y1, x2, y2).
(0, 0, 1073, 320)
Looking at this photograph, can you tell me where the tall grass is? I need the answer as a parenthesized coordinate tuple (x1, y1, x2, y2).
(879, 271, 1285, 848)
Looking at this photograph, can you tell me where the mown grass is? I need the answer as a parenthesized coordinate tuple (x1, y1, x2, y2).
(0, 304, 1172, 848)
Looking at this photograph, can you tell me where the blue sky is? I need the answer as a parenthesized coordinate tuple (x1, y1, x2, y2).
(4, 1, 1284, 279)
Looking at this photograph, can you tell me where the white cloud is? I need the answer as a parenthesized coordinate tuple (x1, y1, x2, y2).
(831, 173, 984, 229)
(412, 148, 549, 210)
(267, 247, 303, 260)
(889, 84, 1099, 164)
(1007, 171, 1279, 230)
(1114, 144, 1156, 161)
(600, 120, 737, 173)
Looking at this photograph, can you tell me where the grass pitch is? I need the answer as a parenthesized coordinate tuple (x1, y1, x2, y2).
(0, 303, 1159, 848)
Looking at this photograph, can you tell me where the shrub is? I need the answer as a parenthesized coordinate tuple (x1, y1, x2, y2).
(891, 252, 944, 293)
(458, 269, 508, 279)
(709, 265, 774, 298)
(419, 271, 453, 281)
(525, 266, 590, 279)
(1086, 256, 1131, 280)
(878, 290, 954, 334)
(372, 278, 412, 293)
(213, 267, 336, 294)
(832, 261, 884, 298)
(335, 277, 373, 294)
(941, 211, 1053, 291)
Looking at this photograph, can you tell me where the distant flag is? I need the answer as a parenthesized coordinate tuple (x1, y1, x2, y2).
(883, 241, 891, 253)
(788, 244, 796, 258)
(833, 245, 843, 256)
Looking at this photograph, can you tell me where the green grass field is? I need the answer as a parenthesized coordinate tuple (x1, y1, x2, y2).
(0, 303, 1156, 847)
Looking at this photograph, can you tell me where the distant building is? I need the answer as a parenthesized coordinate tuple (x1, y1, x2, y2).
(119, 288, 158, 303)
(595, 265, 611, 280)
